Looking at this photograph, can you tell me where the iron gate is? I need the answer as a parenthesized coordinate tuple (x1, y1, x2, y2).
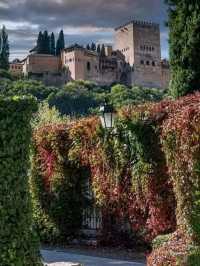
(82, 207, 102, 230)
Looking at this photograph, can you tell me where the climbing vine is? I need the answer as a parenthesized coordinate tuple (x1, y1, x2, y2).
(32, 92, 200, 265)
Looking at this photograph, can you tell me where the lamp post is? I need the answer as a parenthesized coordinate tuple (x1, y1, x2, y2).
(99, 102, 116, 130)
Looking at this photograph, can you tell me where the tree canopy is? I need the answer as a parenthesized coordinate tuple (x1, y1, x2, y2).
(35, 30, 64, 56)
(0, 78, 165, 117)
(0, 25, 9, 70)
(166, 0, 200, 98)
(56, 30, 65, 56)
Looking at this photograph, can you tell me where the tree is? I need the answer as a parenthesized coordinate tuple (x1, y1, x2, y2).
(109, 84, 165, 108)
(36, 31, 44, 54)
(43, 30, 50, 54)
(97, 44, 101, 54)
(166, 0, 200, 98)
(0, 25, 9, 70)
(86, 44, 91, 50)
(56, 30, 65, 56)
(100, 44, 106, 57)
(31, 101, 68, 129)
(50, 32, 55, 55)
(91, 42, 96, 51)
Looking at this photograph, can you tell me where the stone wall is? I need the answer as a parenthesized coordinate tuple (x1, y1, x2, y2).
(23, 54, 60, 76)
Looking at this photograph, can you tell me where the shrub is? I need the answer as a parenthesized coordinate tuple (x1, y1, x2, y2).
(0, 96, 41, 265)
(0, 68, 13, 80)
(31, 124, 89, 244)
(31, 101, 69, 130)
(147, 92, 200, 265)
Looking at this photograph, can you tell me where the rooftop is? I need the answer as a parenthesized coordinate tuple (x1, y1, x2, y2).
(64, 43, 98, 56)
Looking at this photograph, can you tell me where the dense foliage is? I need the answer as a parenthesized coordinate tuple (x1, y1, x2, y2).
(32, 93, 200, 264)
(0, 79, 165, 117)
(0, 96, 41, 265)
(31, 124, 89, 243)
(166, 0, 200, 98)
(147, 92, 200, 265)
(0, 69, 13, 80)
(31, 101, 68, 130)
(0, 25, 9, 70)
(0, 79, 59, 100)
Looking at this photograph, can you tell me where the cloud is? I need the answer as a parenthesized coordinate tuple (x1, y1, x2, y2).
(0, 0, 169, 60)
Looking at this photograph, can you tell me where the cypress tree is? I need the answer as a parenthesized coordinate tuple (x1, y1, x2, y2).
(0, 25, 9, 70)
(97, 44, 101, 54)
(43, 30, 50, 54)
(166, 0, 200, 98)
(91, 42, 96, 51)
(86, 44, 90, 50)
(56, 30, 65, 56)
(50, 32, 55, 55)
(100, 44, 106, 57)
(36, 31, 43, 53)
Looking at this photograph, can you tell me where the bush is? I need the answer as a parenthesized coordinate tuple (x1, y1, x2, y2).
(110, 85, 165, 108)
(147, 92, 200, 265)
(0, 68, 13, 80)
(0, 96, 41, 265)
(5, 79, 59, 100)
(31, 101, 69, 130)
(31, 124, 89, 244)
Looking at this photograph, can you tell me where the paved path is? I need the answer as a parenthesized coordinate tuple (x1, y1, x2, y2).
(42, 249, 146, 266)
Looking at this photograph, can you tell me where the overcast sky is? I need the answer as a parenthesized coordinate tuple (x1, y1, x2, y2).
(0, 0, 169, 61)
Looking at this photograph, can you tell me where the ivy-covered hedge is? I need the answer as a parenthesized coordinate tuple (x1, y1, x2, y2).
(31, 125, 89, 244)
(147, 92, 200, 265)
(0, 96, 42, 266)
(32, 93, 200, 264)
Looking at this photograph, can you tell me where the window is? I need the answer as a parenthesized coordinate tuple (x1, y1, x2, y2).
(140, 60, 144, 65)
(87, 61, 91, 71)
(146, 61, 150, 65)
(152, 61, 156, 66)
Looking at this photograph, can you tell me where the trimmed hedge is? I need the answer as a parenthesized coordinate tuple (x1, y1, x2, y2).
(0, 96, 42, 265)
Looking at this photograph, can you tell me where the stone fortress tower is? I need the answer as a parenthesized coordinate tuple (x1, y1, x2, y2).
(115, 20, 164, 88)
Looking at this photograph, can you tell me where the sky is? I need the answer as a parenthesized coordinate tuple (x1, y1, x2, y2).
(0, 0, 169, 61)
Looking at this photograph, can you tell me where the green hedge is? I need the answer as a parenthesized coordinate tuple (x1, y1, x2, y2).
(0, 96, 42, 265)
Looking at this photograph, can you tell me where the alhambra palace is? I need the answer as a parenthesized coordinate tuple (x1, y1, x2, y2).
(10, 20, 170, 89)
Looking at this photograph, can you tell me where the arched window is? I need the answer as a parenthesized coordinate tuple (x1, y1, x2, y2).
(87, 62, 91, 71)
(146, 61, 150, 66)
(140, 60, 144, 65)
(152, 61, 156, 66)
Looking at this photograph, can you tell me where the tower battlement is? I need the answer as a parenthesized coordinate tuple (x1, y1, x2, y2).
(115, 19, 159, 31)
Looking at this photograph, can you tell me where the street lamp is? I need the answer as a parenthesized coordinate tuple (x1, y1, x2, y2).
(99, 102, 116, 129)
